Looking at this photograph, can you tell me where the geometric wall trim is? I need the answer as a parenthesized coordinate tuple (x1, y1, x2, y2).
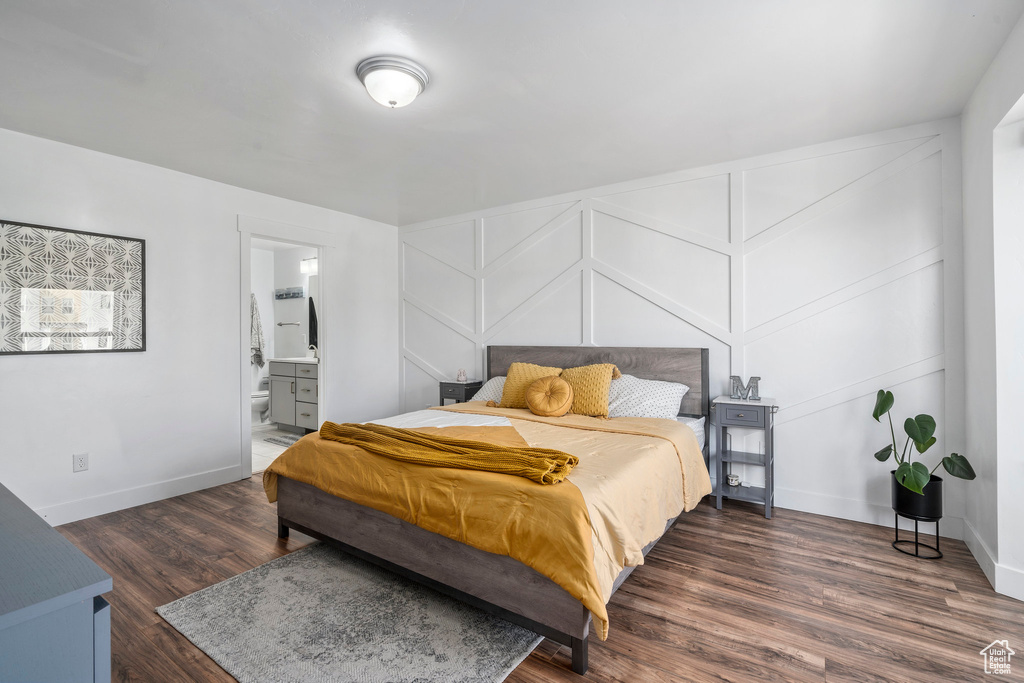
(742, 136, 933, 241)
(482, 201, 576, 267)
(399, 118, 964, 536)
(598, 173, 731, 242)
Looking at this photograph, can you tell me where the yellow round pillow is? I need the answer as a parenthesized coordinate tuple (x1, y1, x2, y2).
(526, 376, 574, 417)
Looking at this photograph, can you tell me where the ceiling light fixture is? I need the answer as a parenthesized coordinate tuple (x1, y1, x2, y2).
(356, 56, 429, 109)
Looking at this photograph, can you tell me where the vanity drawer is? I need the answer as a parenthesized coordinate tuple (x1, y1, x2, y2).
(722, 405, 765, 428)
(269, 362, 295, 377)
(295, 363, 318, 379)
(296, 378, 318, 403)
(295, 402, 318, 430)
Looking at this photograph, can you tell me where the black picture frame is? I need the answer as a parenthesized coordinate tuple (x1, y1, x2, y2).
(0, 219, 146, 355)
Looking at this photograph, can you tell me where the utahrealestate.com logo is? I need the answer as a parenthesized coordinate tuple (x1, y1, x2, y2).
(980, 640, 1014, 675)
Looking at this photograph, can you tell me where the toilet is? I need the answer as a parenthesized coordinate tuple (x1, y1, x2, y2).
(251, 377, 270, 424)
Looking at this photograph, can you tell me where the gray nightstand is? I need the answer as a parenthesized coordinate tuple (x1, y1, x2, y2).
(439, 380, 482, 405)
(712, 395, 778, 518)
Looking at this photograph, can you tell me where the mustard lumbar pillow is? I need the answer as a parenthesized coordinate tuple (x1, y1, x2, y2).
(561, 363, 620, 417)
(526, 376, 574, 417)
(499, 362, 563, 409)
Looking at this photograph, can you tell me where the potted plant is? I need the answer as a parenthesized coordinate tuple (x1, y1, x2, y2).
(871, 389, 975, 520)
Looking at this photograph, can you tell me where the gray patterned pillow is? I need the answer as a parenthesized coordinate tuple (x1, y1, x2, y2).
(607, 374, 689, 419)
(470, 376, 505, 402)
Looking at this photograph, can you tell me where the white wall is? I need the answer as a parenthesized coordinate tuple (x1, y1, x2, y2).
(993, 118, 1024, 600)
(250, 247, 275, 392)
(0, 127, 400, 525)
(961, 11, 1024, 600)
(272, 245, 317, 358)
(399, 119, 965, 537)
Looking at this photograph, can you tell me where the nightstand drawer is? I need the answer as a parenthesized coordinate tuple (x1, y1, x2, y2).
(722, 405, 765, 427)
(439, 381, 483, 405)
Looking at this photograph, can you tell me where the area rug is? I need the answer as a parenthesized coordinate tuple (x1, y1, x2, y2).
(264, 434, 301, 447)
(157, 544, 543, 683)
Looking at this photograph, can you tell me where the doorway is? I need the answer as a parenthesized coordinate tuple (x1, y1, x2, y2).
(248, 237, 320, 473)
(239, 215, 330, 480)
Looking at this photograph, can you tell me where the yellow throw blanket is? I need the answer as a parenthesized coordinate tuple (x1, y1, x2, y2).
(263, 405, 711, 641)
(319, 421, 578, 485)
(263, 425, 603, 635)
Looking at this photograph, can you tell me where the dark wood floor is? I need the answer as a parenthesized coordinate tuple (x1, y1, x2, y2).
(58, 477, 1022, 682)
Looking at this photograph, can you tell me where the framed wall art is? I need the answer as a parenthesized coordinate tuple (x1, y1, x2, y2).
(0, 219, 145, 355)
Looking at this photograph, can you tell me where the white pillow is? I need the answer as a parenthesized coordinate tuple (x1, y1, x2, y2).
(607, 374, 689, 419)
(471, 376, 505, 402)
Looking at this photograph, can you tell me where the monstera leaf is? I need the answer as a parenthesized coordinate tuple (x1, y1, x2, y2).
(895, 461, 931, 494)
(942, 453, 976, 480)
(874, 444, 893, 462)
(872, 390, 894, 422)
(903, 414, 936, 453)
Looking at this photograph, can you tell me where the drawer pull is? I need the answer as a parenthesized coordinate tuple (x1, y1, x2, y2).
(300, 368, 311, 374)
(301, 412, 311, 417)
(736, 413, 744, 418)
(301, 388, 311, 393)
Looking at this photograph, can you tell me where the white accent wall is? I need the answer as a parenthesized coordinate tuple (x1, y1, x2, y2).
(400, 119, 965, 537)
(961, 9, 1024, 601)
(0, 128, 400, 525)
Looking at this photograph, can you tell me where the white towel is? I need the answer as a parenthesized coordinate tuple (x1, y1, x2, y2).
(250, 293, 266, 368)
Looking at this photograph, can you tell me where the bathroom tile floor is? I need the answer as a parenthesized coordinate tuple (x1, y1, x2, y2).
(250, 424, 299, 474)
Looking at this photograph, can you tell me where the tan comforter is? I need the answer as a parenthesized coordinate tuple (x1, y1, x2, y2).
(263, 402, 711, 639)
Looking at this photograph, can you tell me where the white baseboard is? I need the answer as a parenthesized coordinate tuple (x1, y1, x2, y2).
(962, 518, 997, 587)
(995, 563, 1024, 603)
(775, 487, 964, 539)
(35, 466, 243, 527)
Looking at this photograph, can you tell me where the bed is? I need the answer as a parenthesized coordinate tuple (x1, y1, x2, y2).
(268, 345, 711, 675)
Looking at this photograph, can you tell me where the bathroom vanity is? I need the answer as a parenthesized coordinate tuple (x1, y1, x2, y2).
(269, 358, 319, 432)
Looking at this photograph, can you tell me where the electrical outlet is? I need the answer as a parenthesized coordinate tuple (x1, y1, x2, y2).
(73, 452, 89, 472)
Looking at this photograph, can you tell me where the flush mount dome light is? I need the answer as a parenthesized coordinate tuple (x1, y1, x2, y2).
(356, 56, 429, 108)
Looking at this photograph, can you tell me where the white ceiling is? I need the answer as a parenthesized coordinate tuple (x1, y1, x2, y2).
(0, 1, 1020, 226)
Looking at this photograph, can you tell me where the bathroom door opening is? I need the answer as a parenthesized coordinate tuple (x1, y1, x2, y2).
(245, 235, 324, 476)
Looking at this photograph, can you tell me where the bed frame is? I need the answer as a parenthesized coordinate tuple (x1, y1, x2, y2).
(275, 346, 710, 675)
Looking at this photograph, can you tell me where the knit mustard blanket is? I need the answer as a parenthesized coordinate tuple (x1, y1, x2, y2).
(318, 421, 578, 484)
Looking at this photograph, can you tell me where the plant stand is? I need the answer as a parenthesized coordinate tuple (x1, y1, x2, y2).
(892, 512, 942, 559)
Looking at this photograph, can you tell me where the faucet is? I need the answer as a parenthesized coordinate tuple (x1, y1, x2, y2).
(307, 344, 319, 359)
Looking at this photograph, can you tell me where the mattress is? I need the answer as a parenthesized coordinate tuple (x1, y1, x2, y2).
(676, 415, 706, 452)
(376, 408, 706, 451)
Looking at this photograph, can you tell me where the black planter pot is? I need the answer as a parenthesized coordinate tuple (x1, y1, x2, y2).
(891, 471, 943, 521)
(890, 471, 944, 558)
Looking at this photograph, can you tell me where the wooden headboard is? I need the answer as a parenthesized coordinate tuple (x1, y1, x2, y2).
(485, 346, 710, 420)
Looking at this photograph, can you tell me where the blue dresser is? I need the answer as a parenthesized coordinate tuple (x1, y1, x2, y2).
(0, 482, 112, 682)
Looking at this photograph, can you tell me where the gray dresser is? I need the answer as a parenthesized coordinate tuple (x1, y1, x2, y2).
(0, 482, 112, 683)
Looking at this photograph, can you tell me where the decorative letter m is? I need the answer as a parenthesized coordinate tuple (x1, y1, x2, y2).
(729, 376, 761, 401)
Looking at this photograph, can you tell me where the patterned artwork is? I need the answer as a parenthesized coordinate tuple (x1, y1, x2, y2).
(0, 220, 145, 354)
